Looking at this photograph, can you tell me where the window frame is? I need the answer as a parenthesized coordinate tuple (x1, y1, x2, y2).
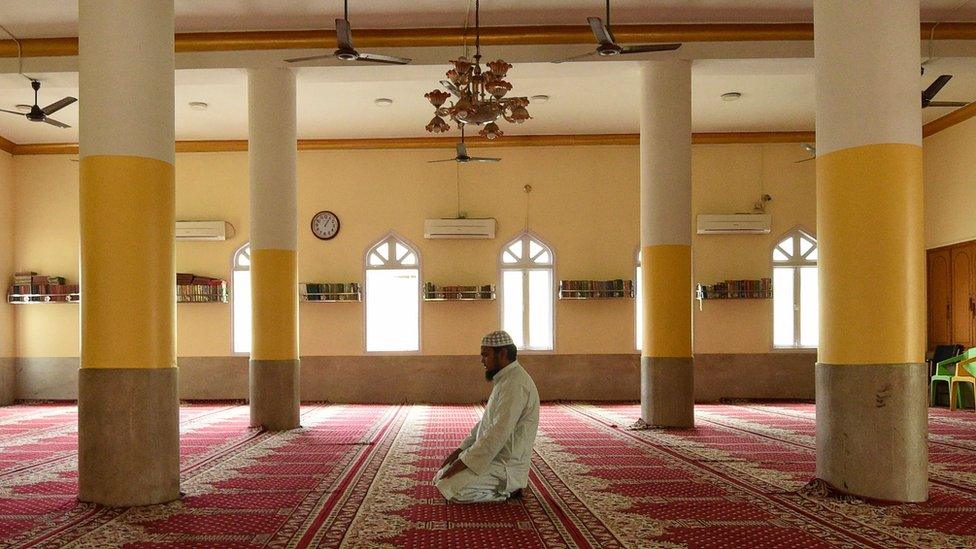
(499, 231, 556, 353)
(771, 227, 818, 351)
(363, 230, 423, 355)
(231, 241, 252, 356)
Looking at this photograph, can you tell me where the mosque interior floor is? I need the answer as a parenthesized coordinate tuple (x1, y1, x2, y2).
(0, 401, 974, 548)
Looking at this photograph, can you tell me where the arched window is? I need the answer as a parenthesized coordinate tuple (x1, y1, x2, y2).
(232, 242, 252, 354)
(772, 228, 818, 349)
(365, 232, 420, 352)
(500, 232, 554, 350)
(635, 248, 643, 351)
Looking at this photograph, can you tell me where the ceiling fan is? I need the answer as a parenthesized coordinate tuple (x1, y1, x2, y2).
(429, 127, 500, 163)
(0, 80, 76, 128)
(285, 0, 410, 65)
(552, 0, 681, 64)
(795, 143, 815, 164)
(922, 74, 968, 108)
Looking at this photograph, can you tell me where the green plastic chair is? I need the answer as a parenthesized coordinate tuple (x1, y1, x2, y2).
(932, 347, 976, 409)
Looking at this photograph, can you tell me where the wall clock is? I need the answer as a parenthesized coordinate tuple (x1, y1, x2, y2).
(311, 210, 340, 240)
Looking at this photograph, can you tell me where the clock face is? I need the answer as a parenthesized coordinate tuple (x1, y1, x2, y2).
(311, 211, 340, 240)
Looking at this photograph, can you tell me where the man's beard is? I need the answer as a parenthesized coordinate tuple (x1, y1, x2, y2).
(485, 367, 500, 381)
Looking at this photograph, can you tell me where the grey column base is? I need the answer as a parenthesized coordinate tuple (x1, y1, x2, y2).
(250, 359, 300, 430)
(641, 357, 694, 428)
(78, 367, 180, 507)
(816, 362, 928, 502)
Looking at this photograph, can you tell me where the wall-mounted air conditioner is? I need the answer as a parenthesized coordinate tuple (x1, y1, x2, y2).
(424, 218, 496, 239)
(175, 221, 226, 241)
(696, 214, 771, 235)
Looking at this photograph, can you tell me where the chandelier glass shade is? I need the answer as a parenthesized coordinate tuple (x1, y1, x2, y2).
(424, 0, 531, 140)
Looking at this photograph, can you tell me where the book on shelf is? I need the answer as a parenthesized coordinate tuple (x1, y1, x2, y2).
(424, 282, 494, 300)
(558, 279, 633, 298)
(301, 282, 361, 301)
(697, 278, 772, 299)
(8, 271, 79, 302)
(176, 273, 228, 303)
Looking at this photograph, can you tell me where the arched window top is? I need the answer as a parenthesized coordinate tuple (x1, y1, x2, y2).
(366, 232, 419, 269)
(501, 231, 553, 268)
(234, 242, 251, 270)
(772, 228, 817, 266)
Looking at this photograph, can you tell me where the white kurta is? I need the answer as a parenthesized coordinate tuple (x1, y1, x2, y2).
(435, 360, 540, 502)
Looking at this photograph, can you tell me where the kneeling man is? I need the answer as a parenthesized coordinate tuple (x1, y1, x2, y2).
(434, 330, 540, 503)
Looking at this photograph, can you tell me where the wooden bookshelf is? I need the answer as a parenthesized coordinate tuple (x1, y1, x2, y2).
(558, 280, 634, 300)
(695, 280, 772, 300)
(424, 283, 495, 301)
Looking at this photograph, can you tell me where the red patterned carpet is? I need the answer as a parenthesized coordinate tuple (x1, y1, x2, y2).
(0, 402, 974, 548)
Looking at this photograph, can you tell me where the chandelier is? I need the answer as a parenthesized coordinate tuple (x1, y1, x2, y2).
(424, 0, 531, 140)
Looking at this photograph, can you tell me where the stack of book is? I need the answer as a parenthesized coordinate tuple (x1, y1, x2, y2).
(559, 279, 634, 299)
(697, 278, 772, 299)
(8, 271, 80, 302)
(424, 283, 495, 300)
(177, 273, 228, 303)
(300, 282, 361, 301)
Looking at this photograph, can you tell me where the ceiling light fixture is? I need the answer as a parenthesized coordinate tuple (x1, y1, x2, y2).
(374, 98, 393, 107)
(721, 92, 742, 102)
(14, 104, 31, 113)
(530, 95, 550, 103)
(188, 101, 209, 111)
(423, 0, 531, 140)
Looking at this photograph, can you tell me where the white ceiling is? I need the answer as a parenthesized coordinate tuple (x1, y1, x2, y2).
(1, 1, 975, 144)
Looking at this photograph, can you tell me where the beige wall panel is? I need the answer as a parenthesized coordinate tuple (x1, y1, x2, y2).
(0, 151, 14, 358)
(692, 144, 817, 354)
(11, 142, 817, 358)
(923, 117, 976, 248)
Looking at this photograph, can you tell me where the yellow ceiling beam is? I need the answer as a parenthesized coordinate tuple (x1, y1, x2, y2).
(1, 22, 974, 58)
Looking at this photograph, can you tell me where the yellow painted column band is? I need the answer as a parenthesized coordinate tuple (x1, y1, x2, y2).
(80, 155, 175, 369)
(251, 248, 298, 360)
(817, 143, 925, 365)
(641, 245, 693, 358)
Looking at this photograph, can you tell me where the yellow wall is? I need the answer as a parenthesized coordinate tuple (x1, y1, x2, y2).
(923, 116, 976, 249)
(11, 142, 816, 357)
(0, 151, 14, 357)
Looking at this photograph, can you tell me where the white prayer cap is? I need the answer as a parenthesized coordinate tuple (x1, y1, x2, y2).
(481, 330, 514, 347)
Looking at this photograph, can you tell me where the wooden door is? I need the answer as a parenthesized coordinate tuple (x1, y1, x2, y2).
(928, 247, 952, 349)
(950, 244, 975, 348)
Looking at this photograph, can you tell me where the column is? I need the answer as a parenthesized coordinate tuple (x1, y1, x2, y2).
(248, 68, 300, 430)
(638, 60, 694, 428)
(77, 0, 178, 506)
(815, 0, 927, 502)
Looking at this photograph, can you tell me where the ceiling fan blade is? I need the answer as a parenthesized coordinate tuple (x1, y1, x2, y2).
(285, 53, 333, 63)
(41, 117, 70, 128)
(587, 17, 614, 46)
(336, 18, 354, 50)
(618, 43, 682, 55)
(0, 108, 25, 116)
(356, 52, 411, 65)
(794, 157, 815, 164)
(922, 74, 952, 102)
(926, 101, 969, 107)
(551, 49, 599, 64)
(469, 157, 501, 162)
(41, 96, 77, 115)
(427, 158, 457, 163)
(440, 79, 462, 97)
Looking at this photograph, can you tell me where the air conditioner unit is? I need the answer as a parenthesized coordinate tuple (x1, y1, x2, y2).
(424, 218, 496, 239)
(175, 221, 226, 241)
(697, 214, 771, 235)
